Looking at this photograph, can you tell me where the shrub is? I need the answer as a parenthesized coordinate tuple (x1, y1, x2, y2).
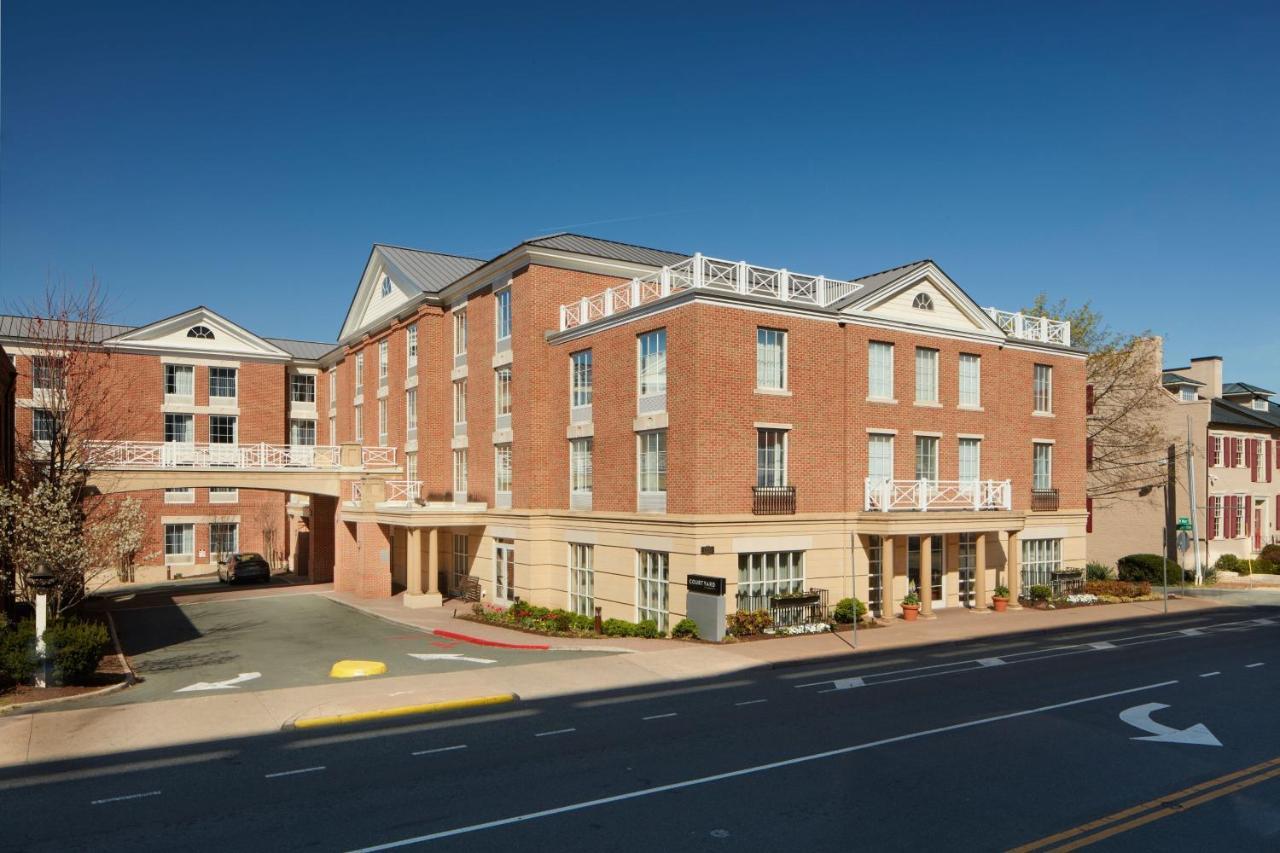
(44, 618, 110, 685)
(602, 618, 637, 637)
(1117, 554, 1182, 585)
(1261, 544, 1280, 567)
(1085, 562, 1113, 581)
(1215, 554, 1244, 573)
(831, 597, 867, 624)
(671, 618, 699, 639)
(1084, 579, 1152, 598)
(1249, 558, 1280, 575)
(571, 613, 596, 633)
(548, 610, 575, 633)
(1029, 585, 1052, 602)
(0, 620, 37, 688)
(726, 609, 773, 636)
(634, 619, 663, 639)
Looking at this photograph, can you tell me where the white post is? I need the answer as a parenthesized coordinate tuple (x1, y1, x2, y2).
(883, 479, 892, 511)
(737, 261, 748, 294)
(603, 288, 614, 315)
(630, 277, 640, 307)
(779, 269, 790, 301)
(34, 591, 48, 688)
(817, 275, 827, 305)
(559, 304, 568, 330)
(578, 296, 589, 321)
(692, 253, 704, 289)
(973, 482, 982, 511)
(660, 267, 671, 297)
(918, 478, 929, 511)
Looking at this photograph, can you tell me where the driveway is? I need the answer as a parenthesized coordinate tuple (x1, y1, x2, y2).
(88, 592, 605, 707)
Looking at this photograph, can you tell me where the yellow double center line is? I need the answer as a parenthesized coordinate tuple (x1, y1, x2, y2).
(1011, 755, 1280, 851)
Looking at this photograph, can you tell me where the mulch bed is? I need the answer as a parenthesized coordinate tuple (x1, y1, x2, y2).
(0, 671, 129, 709)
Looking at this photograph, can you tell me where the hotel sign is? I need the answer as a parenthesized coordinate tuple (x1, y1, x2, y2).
(687, 574, 725, 596)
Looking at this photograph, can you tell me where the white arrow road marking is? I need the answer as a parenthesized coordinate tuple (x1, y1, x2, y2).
(408, 653, 497, 665)
(174, 672, 261, 693)
(1120, 702, 1221, 746)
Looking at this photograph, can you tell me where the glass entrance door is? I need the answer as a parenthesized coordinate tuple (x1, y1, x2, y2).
(957, 533, 976, 608)
(494, 538, 515, 602)
(907, 536, 945, 607)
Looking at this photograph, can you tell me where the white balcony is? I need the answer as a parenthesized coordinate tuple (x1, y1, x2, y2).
(83, 441, 399, 472)
(385, 479, 422, 504)
(865, 478, 1011, 512)
(983, 308, 1071, 347)
(559, 253, 862, 331)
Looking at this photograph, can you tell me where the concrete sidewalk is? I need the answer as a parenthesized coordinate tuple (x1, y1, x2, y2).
(0, 594, 1231, 769)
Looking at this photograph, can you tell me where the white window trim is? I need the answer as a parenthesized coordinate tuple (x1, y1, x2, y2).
(755, 327, 788, 393)
(868, 341, 895, 402)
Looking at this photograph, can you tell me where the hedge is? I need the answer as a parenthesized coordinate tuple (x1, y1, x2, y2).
(1117, 553, 1183, 584)
(0, 618, 109, 688)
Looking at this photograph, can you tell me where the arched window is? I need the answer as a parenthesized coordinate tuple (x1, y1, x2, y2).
(912, 292, 935, 311)
(380, 274, 392, 297)
(187, 325, 215, 339)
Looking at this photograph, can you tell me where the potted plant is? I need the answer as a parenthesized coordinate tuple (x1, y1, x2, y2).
(901, 587, 921, 621)
(992, 584, 1010, 612)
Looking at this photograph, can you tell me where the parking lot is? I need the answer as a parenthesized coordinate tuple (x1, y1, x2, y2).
(86, 591, 602, 707)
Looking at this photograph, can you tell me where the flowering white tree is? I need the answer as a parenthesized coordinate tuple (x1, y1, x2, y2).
(86, 497, 150, 587)
(0, 481, 90, 614)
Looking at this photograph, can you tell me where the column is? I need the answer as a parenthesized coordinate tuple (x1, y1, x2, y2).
(919, 534, 934, 617)
(428, 527, 440, 595)
(881, 535, 895, 619)
(404, 526, 443, 608)
(1007, 529, 1023, 608)
(945, 533, 960, 608)
(406, 528, 422, 596)
(973, 532, 989, 613)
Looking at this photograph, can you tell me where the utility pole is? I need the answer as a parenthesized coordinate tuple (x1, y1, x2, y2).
(1187, 415, 1203, 584)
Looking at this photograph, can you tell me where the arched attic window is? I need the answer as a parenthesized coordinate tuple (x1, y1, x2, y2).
(380, 274, 392, 297)
(912, 292, 935, 311)
(187, 325, 215, 339)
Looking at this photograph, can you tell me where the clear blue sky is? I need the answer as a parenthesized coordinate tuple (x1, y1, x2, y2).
(2, 1, 1277, 386)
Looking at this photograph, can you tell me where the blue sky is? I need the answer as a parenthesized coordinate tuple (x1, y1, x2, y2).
(2, 1, 1277, 386)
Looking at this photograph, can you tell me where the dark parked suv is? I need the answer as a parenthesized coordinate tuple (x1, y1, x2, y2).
(217, 553, 272, 584)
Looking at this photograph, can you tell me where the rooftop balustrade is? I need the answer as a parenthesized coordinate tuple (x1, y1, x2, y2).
(865, 478, 1012, 512)
(83, 441, 397, 471)
(983, 308, 1072, 346)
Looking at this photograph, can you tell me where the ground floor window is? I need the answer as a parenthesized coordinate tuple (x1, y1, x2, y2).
(452, 534, 469, 593)
(209, 522, 238, 559)
(164, 523, 195, 562)
(494, 537, 515, 601)
(1021, 538, 1062, 591)
(907, 536, 944, 604)
(958, 533, 977, 607)
(737, 551, 804, 612)
(866, 535, 884, 616)
(637, 550, 669, 631)
(568, 543, 594, 617)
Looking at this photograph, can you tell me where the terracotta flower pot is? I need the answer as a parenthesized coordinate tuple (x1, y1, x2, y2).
(992, 595, 1009, 612)
(902, 604, 920, 622)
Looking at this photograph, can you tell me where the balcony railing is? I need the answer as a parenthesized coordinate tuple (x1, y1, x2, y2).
(983, 308, 1072, 347)
(385, 480, 422, 504)
(83, 441, 344, 470)
(559, 253, 862, 331)
(361, 446, 398, 466)
(1031, 488, 1060, 511)
(864, 478, 1012, 512)
(752, 485, 796, 515)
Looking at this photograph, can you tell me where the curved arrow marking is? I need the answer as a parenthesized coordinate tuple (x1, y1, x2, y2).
(1120, 702, 1221, 746)
(174, 672, 262, 693)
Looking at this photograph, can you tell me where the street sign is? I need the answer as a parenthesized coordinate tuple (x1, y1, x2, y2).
(1177, 517, 1192, 531)
(1177, 531, 1190, 553)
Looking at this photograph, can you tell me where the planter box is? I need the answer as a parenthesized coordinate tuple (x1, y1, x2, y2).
(771, 593, 822, 608)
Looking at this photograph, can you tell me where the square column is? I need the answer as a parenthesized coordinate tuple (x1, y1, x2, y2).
(945, 533, 960, 608)
(1006, 529, 1023, 609)
(880, 535, 895, 619)
(973, 532, 989, 613)
(405, 527, 443, 608)
(919, 534, 934, 618)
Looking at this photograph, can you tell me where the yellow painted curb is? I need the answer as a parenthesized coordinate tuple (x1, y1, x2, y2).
(290, 693, 517, 730)
(329, 660, 388, 678)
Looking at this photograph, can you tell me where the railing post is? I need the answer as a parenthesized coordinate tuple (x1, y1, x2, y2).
(660, 267, 671, 296)
(631, 277, 641, 306)
(779, 269, 789, 301)
(918, 478, 929, 511)
(817, 275, 827, 306)
(603, 288, 613, 315)
(692, 253, 704, 289)
(559, 304, 568, 330)
(882, 479, 891, 511)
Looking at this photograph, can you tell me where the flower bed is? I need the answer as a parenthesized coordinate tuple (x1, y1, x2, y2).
(462, 601, 665, 638)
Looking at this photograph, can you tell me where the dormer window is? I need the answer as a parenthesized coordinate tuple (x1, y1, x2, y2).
(380, 274, 392, 297)
(912, 293, 935, 311)
(1180, 388, 1196, 402)
(1254, 399, 1269, 412)
(187, 325, 214, 339)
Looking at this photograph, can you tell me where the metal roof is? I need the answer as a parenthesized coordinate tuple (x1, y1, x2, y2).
(0, 313, 134, 343)
(265, 338, 338, 360)
(825, 259, 932, 311)
(1211, 398, 1280, 429)
(1161, 371, 1204, 387)
(1223, 381, 1275, 397)
(375, 245, 486, 294)
(525, 233, 688, 268)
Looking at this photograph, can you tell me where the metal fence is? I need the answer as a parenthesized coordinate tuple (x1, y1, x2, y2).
(736, 588, 830, 628)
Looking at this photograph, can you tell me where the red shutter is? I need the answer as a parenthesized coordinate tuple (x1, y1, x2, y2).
(1086, 496, 1093, 533)
(1227, 496, 1237, 538)
(1276, 495, 1279, 530)
(1244, 496, 1252, 538)
(1085, 384, 1095, 415)
(1208, 498, 1218, 539)
(1248, 440, 1258, 482)
(1268, 441, 1274, 483)
(1208, 436, 1219, 467)
(1086, 438, 1094, 470)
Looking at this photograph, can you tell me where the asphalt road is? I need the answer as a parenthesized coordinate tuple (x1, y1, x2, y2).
(5, 605, 1280, 851)
(75, 593, 600, 708)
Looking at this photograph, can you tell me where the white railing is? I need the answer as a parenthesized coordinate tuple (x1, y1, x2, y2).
(983, 308, 1071, 347)
(864, 478, 1012, 512)
(361, 446, 397, 466)
(82, 441, 343, 471)
(559, 253, 862, 331)
(385, 480, 422, 504)
(349, 481, 363, 504)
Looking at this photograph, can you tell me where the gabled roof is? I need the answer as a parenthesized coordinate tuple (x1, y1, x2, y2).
(525, 233, 688, 268)
(1223, 381, 1275, 397)
(266, 337, 338, 360)
(374, 244, 485, 294)
(0, 313, 134, 343)
(1162, 371, 1204, 387)
(1211, 398, 1280, 429)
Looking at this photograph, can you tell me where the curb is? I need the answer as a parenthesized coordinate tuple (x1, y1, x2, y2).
(432, 628, 549, 650)
(285, 693, 518, 730)
(105, 610, 139, 686)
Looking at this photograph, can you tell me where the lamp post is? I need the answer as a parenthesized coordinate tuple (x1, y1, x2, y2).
(29, 565, 56, 688)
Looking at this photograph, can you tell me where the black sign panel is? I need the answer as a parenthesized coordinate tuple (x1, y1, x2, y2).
(687, 574, 726, 596)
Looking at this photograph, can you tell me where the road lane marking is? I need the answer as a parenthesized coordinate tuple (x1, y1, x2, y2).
(1199, 671, 1220, 678)
(91, 790, 161, 805)
(734, 699, 768, 706)
(412, 745, 467, 756)
(642, 713, 677, 721)
(1179, 628, 1204, 637)
(285, 710, 538, 750)
(819, 677, 865, 693)
(977, 657, 1006, 667)
(346, 680, 1177, 851)
(1, 751, 236, 792)
(1088, 641, 1116, 650)
(575, 680, 752, 708)
(534, 728, 575, 738)
(1010, 755, 1280, 852)
(1247, 662, 1265, 668)
(265, 766, 326, 779)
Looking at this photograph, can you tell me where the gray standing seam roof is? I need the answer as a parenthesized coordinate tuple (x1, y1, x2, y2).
(265, 338, 337, 360)
(525, 233, 689, 268)
(1211, 398, 1280, 429)
(825, 259, 932, 311)
(375, 245, 486, 294)
(1223, 381, 1276, 397)
(1162, 371, 1204, 387)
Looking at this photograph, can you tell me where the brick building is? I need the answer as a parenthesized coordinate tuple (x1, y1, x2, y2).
(7, 233, 1088, 624)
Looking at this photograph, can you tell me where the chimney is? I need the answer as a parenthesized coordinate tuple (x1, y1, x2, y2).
(1186, 356, 1223, 400)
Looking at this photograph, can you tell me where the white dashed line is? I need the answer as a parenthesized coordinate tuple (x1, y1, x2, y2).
(264, 766, 326, 779)
(977, 658, 1006, 668)
(1199, 672, 1221, 678)
(642, 713, 677, 721)
(92, 791, 162, 805)
(412, 745, 468, 756)
(1247, 662, 1266, 668)
(1089, 641, 1117, 650)
(535, 728, 576, 738)
(1180, 628, 1205, 637)
(735, 699, 768, 706)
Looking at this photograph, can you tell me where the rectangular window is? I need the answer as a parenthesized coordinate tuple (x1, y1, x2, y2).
(1020, 538, 1062, 589)
(959, 354, 981, 408)
(1034, 364, 1053, 414)
(638, 429, 668, 493)
(453, 379, 467, 425)
(405, 452, 417, 482)
(209, 415, 237, 444)
(915, 435, 939, 481)
(32, 409, 57, 443)
(866, 536, 884, 616)
(495, 367, 512, 418)
(406, 388, 417, 433)
(568, 544, 594, 617)
(570, 350, 593, 408)
(209, 486, 238, 503)
(164, 487, 194, 504)
(164, 413, 194, 443)
(452, 534, 469, 592)
(1236, 495, 1246, 537)
(32, 356, 64, 391)
(495, 444, 513, 494)
(570, 437, 593, 493)
(328, 369, 336, 406)
(406, 324, 418, 367)
(209, 366, 237, 400)
(868, 342, 894, 400)
(290, 373, 316, 404)
(354, 404, 362, 442)
(1212, 435, 1223, 467)
(378, 340, 389, 384)
(1211, 496, 1223, 538)
(163, 523, 195, 560)
(495, 289, 512, 342)
(164, 364, 194, 396)
(915, 347, 939, 404)
(959, 437, 981, 482)
(454, 310, 467, 356)
(756, 428, 787, 488)
(638, 329, 667, 397)
(355, 353, 364, 389)
(453, 449, 468, 495)
(1234, 438, 1244, 468)
(637, 551, 670, 632)
(209, 522, 238, 558)
(1180, 387, 1196, 402)
(736, 551, 804, 613)
(868, 433, 894, 480)
(756, 328, 786, 390)
(378, 399, 388, 444)
(1033, 442, 1053, 491)
(289, 419, 316, 445)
